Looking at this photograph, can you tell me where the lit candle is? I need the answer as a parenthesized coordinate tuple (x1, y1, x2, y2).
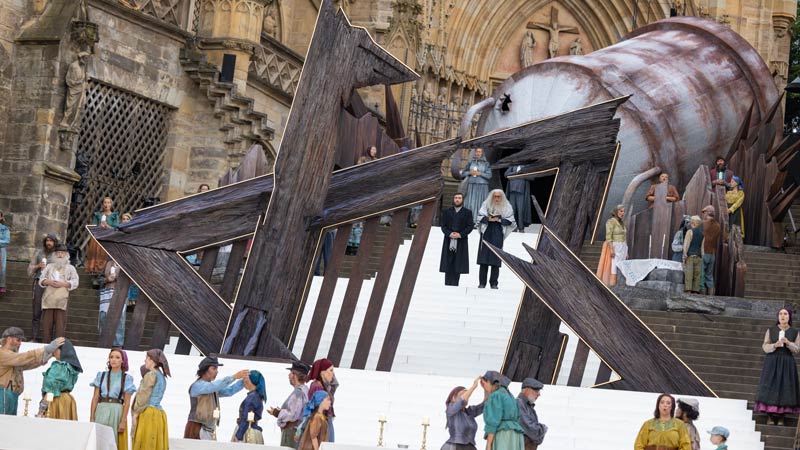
(213, 408, 220, 420)
(379, 414, 387, 422)
(247, 411, 255, 422)
(23, 392, 30, 401)
(421, 416, 430, 426)
(45, 393, 54, 403)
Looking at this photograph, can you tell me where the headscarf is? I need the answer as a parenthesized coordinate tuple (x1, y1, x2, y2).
(731, 176, 743, 191)
(308, 358, 333, 382)
(108, 347, 129, 372)
(482, 370, 502, 385)
(302, 390, 329, 419)
(146, 348, 171, 377)
(249, 370, 267, 402)
(777, 308, 793, 326)
(468, 148, 488, 162)
(59, 339, 83, 373)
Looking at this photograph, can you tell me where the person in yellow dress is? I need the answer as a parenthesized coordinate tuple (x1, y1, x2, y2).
(132, 349, 170, 450)
(725, 176, 745, 239)
(634, 393, 691, 450)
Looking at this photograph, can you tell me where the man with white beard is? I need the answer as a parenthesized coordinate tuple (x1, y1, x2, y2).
(38, 244, 79, 342)
(517, 378, 547, 450)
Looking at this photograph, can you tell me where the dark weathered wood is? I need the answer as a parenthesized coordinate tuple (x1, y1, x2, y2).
(197, 247, 220, 280)
(175, 336, 192, 355)
(351, 209, 409, 369)
(489, 229, 716, 396)
(567, 341, 590, 387)
(105, 241, 230, 355)
(300, 224, 353, 362)
(219, 241, 248, 302)
(150, 313, 172, 350)
(649, 183, 673, 260)
(125, 291, 150, 350)
(376, 202, 436, 371)
(327, 217, 380, 365)
(595, 362, 612, 385)
(98, 272, 131, 348)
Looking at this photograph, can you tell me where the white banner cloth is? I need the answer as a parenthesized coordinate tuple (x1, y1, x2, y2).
(617, 258, 683, 286)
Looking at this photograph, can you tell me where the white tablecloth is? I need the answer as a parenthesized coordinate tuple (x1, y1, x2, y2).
(170, 438, 291, 449)
(322, 444, 388, 450)
(0, 414, 117, 450)
(617, 258, 683, 286)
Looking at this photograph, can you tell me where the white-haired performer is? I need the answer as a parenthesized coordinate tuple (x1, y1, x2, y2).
(476, 189, 516, 289)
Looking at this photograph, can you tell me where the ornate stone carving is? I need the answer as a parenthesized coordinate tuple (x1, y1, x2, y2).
(263, 4, 279, 39)
(249, 37, 303, 97)
(118, 0, 190, 28)
(569, 37, 583, 56)
(527, 6, 579, 58)
(60, 51, 90, 132)
(520, 30, 536, 68)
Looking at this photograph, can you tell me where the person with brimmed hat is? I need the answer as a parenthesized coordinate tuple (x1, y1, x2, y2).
(0, 327, 63, 415)
(481, 370, 525, 450)
(517, 378, 547, 450)
(676, 398, 700, 450)
(184, 355, 249, 440)
(269, 360, 310, 446)
(39, 243, 79, 342)
(27, 233, 59, 342)
(707, 425, 729, 450)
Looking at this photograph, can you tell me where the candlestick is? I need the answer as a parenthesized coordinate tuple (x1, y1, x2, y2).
(45, 392, 54, 418)
(377, 415, 387, 447)
(420, 421, 429, 450)
(247, 411, 255, 422)
(213, 408, 220, 420)
(23, 393, 31, 417)
(421, 416, 430, 426)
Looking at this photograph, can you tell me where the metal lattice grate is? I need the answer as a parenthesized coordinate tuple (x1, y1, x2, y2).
(67, 79, 173, 253)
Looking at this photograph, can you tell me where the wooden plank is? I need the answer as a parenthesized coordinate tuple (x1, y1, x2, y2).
(300, 224, 353, 362)
(197, 247, 220, 280)
(149, 313, 172, 350)
(327, 217, 380, 365)
(595, 362, 612, 385)
(125, 291, 150, 350)
(376, 202, 436, 371)
(175, 335, 192, 355)
(488, 229, 716, 396)
(649, 183, 672, 260)
(219, 240, 248, 302)
(567, 341, 590, 387)
(98, 272, 131, 348)
(351, 209, 409, 369)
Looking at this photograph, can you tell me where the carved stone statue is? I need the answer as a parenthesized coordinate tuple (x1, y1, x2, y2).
(60, 51, 90, 131)
(569, 37, 583, 56)
(263, 6, 278, 39)
(520, 31, 536, 68)
(527, 7, 578, 59)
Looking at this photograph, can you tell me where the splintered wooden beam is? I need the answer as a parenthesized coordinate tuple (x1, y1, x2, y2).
(488, 229, 715, 396)
(222, 0, 418, 356)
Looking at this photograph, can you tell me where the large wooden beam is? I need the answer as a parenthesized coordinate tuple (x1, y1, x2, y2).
(489, 229, 716, 396)
(98, 272, 131, 348)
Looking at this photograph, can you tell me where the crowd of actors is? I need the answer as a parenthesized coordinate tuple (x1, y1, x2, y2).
(0, 329, 341, 450)
(596, 156, 745, 295)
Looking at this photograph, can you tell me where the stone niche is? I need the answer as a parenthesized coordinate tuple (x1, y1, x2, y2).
(492, 3, 594, 79)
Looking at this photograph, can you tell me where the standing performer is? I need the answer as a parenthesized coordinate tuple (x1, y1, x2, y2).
(754, 308, 800, 426)
(184, 356, 248, 440)
(0, 328, 62, 415)
(90, 348, 136, 450)
(27, 234, 58, 343)
(0, 211, 8, 297)
(132, 349, 170, 450)
(307, 359, 338, 442)
(439, 193, 474, 286)
(232, 370, 267, 444)
(86, 197, 120, 275)
(38, 338, 82, 420)
(269, 361, 310, 446)
(597, 205, 627, 286)
(460, 148, 491, 223)
(725, 176, 745, 239)
(517, 378, 547, 450)
(39, 244, 79, 342)
(504, 166, 532, 231)
(476, 190, 516, 289)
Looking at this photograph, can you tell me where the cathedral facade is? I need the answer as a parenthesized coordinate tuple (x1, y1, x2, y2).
(0, 0, 794, 260)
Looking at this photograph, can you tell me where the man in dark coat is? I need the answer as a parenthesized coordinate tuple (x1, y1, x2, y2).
(439, 193, 474, 286)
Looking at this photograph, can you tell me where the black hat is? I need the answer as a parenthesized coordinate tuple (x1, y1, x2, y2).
(1, 327, 26, 341)
(521, 377, 544, 390)
(198, 355, 223, 371)
(287, 361, 310, 375)
(54, 244, 68, 253)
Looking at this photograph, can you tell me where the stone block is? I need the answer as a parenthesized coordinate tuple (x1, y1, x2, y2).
(106, 52, 139, 73)
(666, 295, 726, 314)
(644, 268, 684, 284)
(636, 280, 683, 294)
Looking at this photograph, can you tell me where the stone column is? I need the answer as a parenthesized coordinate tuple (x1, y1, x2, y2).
(771, 2, 795, 94)
(196, 0, 269, 93)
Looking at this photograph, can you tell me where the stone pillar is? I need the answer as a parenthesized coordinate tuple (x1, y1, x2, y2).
(770, 1, 795, 94)
(196, 0, 268, 93)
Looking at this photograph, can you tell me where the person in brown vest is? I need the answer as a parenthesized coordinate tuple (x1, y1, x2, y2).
(184, 356, 248, 440)
(701, 206, 721, 296)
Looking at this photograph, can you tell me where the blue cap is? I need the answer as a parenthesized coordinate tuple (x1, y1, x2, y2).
(707, 426, 729, 439)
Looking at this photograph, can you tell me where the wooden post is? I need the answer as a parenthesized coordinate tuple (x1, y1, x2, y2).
(595, 362, 612, 385)
(150, 313, 172, 350)
(219, 241, 248, 301)
(125, 291, 150, 350)
(98, 272, 131, 348)
(377, 202, 436, 371)
(567, 341, 590, 386)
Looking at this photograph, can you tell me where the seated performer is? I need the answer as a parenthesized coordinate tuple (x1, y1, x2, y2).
(38, 338, 82, 420)
(185, 355, 248, 440)
(233, 370, 267, 444)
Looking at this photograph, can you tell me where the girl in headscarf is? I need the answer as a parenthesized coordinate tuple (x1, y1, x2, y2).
(725, 176, 745, 238)
(476, 190, 516, 289)
(755, 308, 800, 425)
(480, 371, 525, 450)
(38, 338, 82, 420)
(442, 376, 484, 450)
(132, 349, 170, 450)
(597, 204, 628, 286)
(307, 358, 338, 441)
(460, 148, 492, 223)
(298, 391, 331, 450)
(90, 348, 136, 450)
(233, 370, 267, 444)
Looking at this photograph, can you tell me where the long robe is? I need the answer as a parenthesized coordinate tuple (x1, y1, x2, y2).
(477, 202, 516, 267)
(504, 167, 532, 230)
(460, 158, 491, 223)
(440, 207, 474, 274)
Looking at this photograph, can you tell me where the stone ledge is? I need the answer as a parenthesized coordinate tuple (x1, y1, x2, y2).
(41, 161, 80, 184)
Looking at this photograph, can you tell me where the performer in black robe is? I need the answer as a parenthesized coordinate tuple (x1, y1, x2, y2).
(439, 193, 474, 286)
(476, 189, 516, 289)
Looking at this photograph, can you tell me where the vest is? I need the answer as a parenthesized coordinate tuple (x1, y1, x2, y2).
(188, 379, 219, 429)
(686, 228, 704, 257)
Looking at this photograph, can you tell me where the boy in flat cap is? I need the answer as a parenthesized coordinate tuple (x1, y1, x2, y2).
(184, 355, 249, 440)
(517, 378, 547, 450)
(269, 361, 310, 446)
(0, 327, 63, 414)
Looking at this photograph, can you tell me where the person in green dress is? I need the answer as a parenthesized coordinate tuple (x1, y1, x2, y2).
(38, 338, 82, 420)
(480, 370, 525, 450)
(90, 348, 136, 450)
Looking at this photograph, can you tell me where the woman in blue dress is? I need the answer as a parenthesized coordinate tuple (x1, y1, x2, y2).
(232, 370, 267, 444)
(90, 348, 136, 449)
